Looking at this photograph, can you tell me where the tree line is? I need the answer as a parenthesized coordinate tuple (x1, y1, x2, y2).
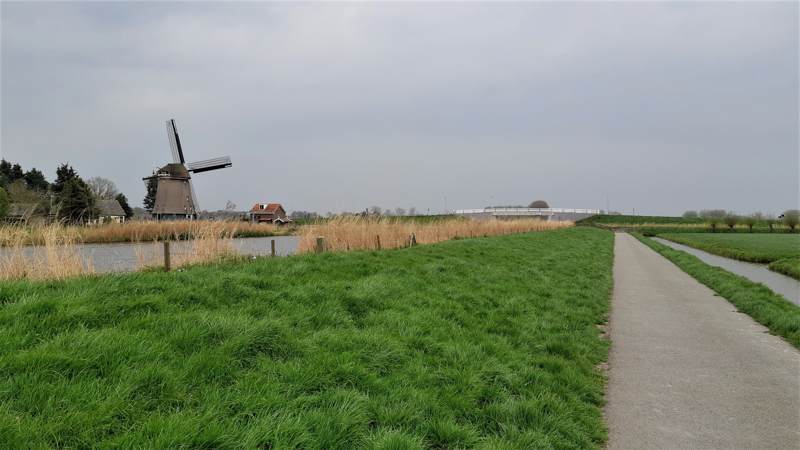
(0, 159, 133, 223)
(682, 209, 799, 232)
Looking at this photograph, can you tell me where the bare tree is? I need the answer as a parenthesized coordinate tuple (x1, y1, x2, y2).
(742, 214, 757, 233)
(783, 210, 799, 232)
(368, 206, 383, 216)
(86, 177, 119, 199)
(682, 210, 698, 219)
(225, 200, 237, 211)
(408, 207, 417, 216)
(395, 207, 406, 216)
(724, 213, 739, 230)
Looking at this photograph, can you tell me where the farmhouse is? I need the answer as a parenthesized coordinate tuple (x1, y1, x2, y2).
(249, 203, 290, 224)
(4, 203, 39, 223)
(92, 199, 127, 224)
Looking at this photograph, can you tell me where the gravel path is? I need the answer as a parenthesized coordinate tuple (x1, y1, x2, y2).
(605, 233, 800, 450)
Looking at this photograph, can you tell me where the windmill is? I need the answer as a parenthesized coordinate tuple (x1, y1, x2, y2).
(143, 119, 232, 220)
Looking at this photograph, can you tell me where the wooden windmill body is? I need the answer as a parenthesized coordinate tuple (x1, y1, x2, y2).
(143, 119, 232, 220)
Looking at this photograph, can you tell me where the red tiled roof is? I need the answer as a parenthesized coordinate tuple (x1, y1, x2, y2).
(250, 203, 283, 214)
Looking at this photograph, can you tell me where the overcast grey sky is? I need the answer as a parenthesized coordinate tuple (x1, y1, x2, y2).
(2, 2, 797, 215)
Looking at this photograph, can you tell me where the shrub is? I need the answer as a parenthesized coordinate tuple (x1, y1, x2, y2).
(0, 187, 8, 218)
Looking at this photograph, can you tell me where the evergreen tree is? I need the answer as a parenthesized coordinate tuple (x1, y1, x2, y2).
(143, 178, 158, 212)
(115, 193, 134, 219)
(52, 164, 96, 223)
(52, 164, 78, 194)
(0, 160, 12, 186)
(23, 168, 49, 191)
(9, 164, 23, 182)
(0, 187, 9, 218)
(57, 178, 96, 223)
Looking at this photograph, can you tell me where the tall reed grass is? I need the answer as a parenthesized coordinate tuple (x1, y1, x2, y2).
(0, 220, 285, 247)
(1, 222, 242, 280)
(297, 216, 572, 253)
(0, 225, 92, 280)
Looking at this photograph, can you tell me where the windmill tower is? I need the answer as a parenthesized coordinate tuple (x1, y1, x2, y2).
(143, 119, 232, 220)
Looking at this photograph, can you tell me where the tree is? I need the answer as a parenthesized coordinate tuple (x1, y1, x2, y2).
(57, 178, 97, 223)
(682, 210, 698, 219)
(765, 215, 777, 233)
(225, 200, 237, 211)
(23, 168, 49, 191)
(0, 160, 11, 184)
(700, 209, 726, 219)
(783, 210, 799, 232)
(395, 207, 406, 217)
(368, 206, 382, 216)
(143, 178, 158, 212)
(9, 164, 23, 182)
(742, 214, 757, 233)
(51, 164, 96, 223)
(724, 214, 738, 230)
(7, 180, 41, 203)
(408, 207, 417, 216)
(115, 193, 134, 219)
(707, 216, 720, 233)
(86, 177, 119, 199)
(0, 187, 8, 218)
(52, 164, 78, 194)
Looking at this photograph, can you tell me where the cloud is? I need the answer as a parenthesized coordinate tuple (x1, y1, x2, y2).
(2, 2, 797, 215)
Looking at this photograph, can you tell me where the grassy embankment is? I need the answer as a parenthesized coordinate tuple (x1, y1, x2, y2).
(0, 227, 613, 449)
(578, 215, 791, 236)
(660, 233, 800, 280)
(633, 234, 800, 348)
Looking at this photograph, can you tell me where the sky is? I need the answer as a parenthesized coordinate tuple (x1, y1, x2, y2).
(1, 1, 798, 216)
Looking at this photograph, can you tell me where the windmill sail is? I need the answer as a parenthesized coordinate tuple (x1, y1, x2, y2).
(186, 156, 232, 173)
(166, 119, 185, 164)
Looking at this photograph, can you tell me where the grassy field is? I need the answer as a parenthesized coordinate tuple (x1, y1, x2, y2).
(660, 233, 800, 280)
(578, 215, 792, 235)
(0, 227, 614, 449)
(633, 234, 800, 348)
(577, 214, 703, 225)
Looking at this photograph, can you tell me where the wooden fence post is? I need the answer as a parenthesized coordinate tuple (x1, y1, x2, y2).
(163, 241, 171, 272)
(375, 235, 381, 250)
(270, 239, 276, 257)
(316, 237, 325, 253)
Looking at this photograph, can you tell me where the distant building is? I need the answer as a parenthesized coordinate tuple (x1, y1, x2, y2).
(4, 203, 39, 223)
(249, 203, 290, 224)
(92, 199, 127, 224)
(455, 206, 600, 222)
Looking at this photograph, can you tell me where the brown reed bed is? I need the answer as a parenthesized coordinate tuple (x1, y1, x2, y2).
(297, 216, 572, 253)
(0, 220, 287, 247)
(0, 222, 243, 280)
(0, 225, 92, 281)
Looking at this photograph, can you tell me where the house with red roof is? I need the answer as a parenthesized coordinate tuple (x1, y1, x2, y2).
(248, 203, 290, 224)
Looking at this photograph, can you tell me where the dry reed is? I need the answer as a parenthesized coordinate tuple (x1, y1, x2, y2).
(297, 216, 572, 253)
(0, 225, 92, 280)
(0, 220, 285, 247)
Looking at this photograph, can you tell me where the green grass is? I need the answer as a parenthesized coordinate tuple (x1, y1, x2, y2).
(576, 214, 703, 225)
(0, 227, 614, 449)
(659, 233, 800, 280)
(633, 234, 800, 348)
(768, 257, 800, 280)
